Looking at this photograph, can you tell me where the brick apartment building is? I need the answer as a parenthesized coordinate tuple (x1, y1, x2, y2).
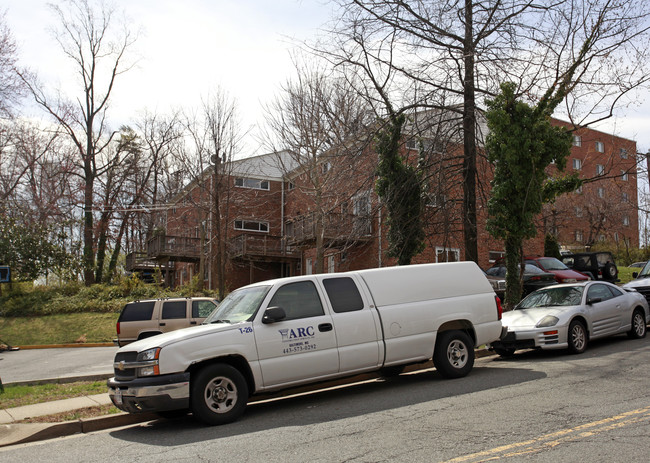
(127, 120, 639, 293)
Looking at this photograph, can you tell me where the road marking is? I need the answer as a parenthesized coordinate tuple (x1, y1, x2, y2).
(443, 405, 650, 462)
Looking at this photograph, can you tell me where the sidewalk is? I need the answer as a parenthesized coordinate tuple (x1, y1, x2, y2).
(0, 392, 157, 447)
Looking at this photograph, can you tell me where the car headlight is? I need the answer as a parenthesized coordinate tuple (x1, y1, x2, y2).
(136, 347, 161, 377)
(536, 315, 559, 328)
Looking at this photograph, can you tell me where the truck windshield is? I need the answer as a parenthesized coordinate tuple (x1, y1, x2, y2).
(204, 285, 271, 324)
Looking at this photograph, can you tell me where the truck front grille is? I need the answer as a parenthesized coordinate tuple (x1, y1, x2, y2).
(114, 351, 138, 380)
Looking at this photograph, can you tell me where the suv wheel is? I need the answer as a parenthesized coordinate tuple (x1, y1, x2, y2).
(604, 262, 618, 280)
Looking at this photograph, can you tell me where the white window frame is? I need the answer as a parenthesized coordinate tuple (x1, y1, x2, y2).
(597, 187, 605, 198)
(572, 158, 582, 170)
(575, 206, 583, 217)
(595, 141, 604, 153)
(235, 177, 270, 190)
(621, 170, 629, 181)
(623, 215, 630, 226)
(489, 251, 505, 263)
(327, 255, 335, 273)
(575, 230, 583, 242)
(234, 220, 269, 233)
(620, 148, 628, 159)
(596, 164, 604, 176)
(572, 135, 582, 147)
(305, 258, 313, 275)
(435, 247, 460, 263)
(623, 192, 629, 202)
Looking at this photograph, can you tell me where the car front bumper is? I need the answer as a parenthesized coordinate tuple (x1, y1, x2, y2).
(107, 373, 190, 413)
(491, 325, 568, 351)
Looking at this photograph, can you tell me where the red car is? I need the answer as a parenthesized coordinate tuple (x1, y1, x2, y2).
(525, 256, 589, 283)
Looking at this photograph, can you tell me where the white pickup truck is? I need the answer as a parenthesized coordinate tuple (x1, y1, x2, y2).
(108, 262, 503, 425)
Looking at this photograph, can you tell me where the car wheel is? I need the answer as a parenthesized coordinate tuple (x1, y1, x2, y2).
(567, 320, 587, 354)
(628, 309, 647, 339)
(433, 330, 475, 379)
(604, 262, 618, 280)
(191, 364, 248, 425)
(494, 346, 516, 357)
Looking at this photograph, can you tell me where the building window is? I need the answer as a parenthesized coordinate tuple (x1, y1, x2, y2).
(406, 138, 417, 150)
(235, 177, 270, 190)
(234, 220, 269, 232)
(574, 206, 583, 217)
(575, 230, 583, 242)
(286, 182, 294, 190)
(597, 187, 605, 198)
(436, 247, 460, 263)
(623, 215, 630, 226)
(596, 164, 604, 176)
(623, 192, 629, 202)
(620, 148, 628, 159)
(576, 185, 583, 194)
(489, 251, 505, 263)
(598, 234, 606, 242)
(572, 135, 582, 147)
(572, 158, 582, 170)
(321, 162, 332, 174)
(621, 170, 628, 181)
(305, 258, 313, 275)
(426, 192, 446, 208)
(327, 255, 335, 273)
(595, 141, 604, 153)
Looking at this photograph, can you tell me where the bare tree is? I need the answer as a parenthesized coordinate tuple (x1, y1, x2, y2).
(263, 58, 374, 273)
(17, 0, 136, 285)
(0, 10, 24, 118)
(178, 90, 244, 294)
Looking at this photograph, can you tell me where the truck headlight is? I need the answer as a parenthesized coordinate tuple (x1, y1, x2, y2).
(136, 347, 161, 377)
(536, 316, 559, 328)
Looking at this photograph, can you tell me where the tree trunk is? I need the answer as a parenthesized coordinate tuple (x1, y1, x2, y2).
(462, 0, 479, 264)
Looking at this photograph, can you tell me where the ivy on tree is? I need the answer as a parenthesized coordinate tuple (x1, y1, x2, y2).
(375, 114, 425, 265)
(486, 82, 582, 308)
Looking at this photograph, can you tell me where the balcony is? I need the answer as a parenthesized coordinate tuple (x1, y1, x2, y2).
(228, 234, 300, 262)
(286, 212, 373, 245)
(146, 235, 201, 262)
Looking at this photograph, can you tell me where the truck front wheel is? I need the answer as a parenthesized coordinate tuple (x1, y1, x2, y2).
(433, 330, 474, 379)
(191, 364, 248, 425)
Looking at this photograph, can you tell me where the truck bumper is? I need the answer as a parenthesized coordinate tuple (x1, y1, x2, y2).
(107, 373, 190, 414)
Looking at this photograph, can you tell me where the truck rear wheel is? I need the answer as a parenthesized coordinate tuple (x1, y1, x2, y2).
(191, 364, 248, 425)
(433, 330, 474, 379)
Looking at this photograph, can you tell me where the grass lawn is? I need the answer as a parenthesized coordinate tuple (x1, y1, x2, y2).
(0, 381, 108, 408)
(0, 312, 118, 346)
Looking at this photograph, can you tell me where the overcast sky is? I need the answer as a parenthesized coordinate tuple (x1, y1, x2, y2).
(4, 0, 650, 155)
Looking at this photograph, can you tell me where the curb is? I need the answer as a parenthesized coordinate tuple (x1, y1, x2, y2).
(3, 374, 113, 388)
(12, 343, 115, 350)
(0, 412, 158, 448)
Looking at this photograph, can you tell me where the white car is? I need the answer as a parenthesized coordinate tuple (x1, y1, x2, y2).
(491, 281, 648, 356)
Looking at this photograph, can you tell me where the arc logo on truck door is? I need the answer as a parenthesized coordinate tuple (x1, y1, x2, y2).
(254, 280, 338, 387)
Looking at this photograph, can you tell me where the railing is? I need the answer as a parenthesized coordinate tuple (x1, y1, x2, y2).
(286, 212, 372, 244)
(228, 234, 300, 259)
(125, 252, 159, 271)
(147, 235, 201, 260)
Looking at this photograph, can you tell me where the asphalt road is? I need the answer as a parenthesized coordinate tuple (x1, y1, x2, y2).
(0, 346, 118, 384)
(1, 334, 649, 462)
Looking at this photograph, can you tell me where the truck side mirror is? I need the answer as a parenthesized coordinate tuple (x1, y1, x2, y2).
(633, 272, 638, 279)
(262, 306, 287, 324)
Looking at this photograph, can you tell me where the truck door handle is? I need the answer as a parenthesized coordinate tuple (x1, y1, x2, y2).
(319, 323, 333, 332)
(190, 321, 197, 325)
(159, 323, 166, 326)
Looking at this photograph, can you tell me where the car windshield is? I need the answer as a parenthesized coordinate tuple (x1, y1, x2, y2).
(536, 257, 569, 271)
(517, 286, 584, 309)
(204, 285, 272, 324)
(638, 261, 650, 278)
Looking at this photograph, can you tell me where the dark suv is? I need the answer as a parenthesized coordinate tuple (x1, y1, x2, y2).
(561, 252, 618, 281)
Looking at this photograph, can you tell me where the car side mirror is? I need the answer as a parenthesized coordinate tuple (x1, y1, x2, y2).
(262, 306, 287, 324)
(633, 272, 638, 279)
(587, 297, 602, 305)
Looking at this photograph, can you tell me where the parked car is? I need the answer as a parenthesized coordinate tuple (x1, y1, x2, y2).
(622, 261, 650, 306)
(483, 269, 506, 300)
(115, 297, 219, 346)
(561, 252, 618, 281)
(490, 281, 648, 357)
(525, 256, 589, 283)
(486, 263, 556, 296)
(630, 261, 647, 268)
